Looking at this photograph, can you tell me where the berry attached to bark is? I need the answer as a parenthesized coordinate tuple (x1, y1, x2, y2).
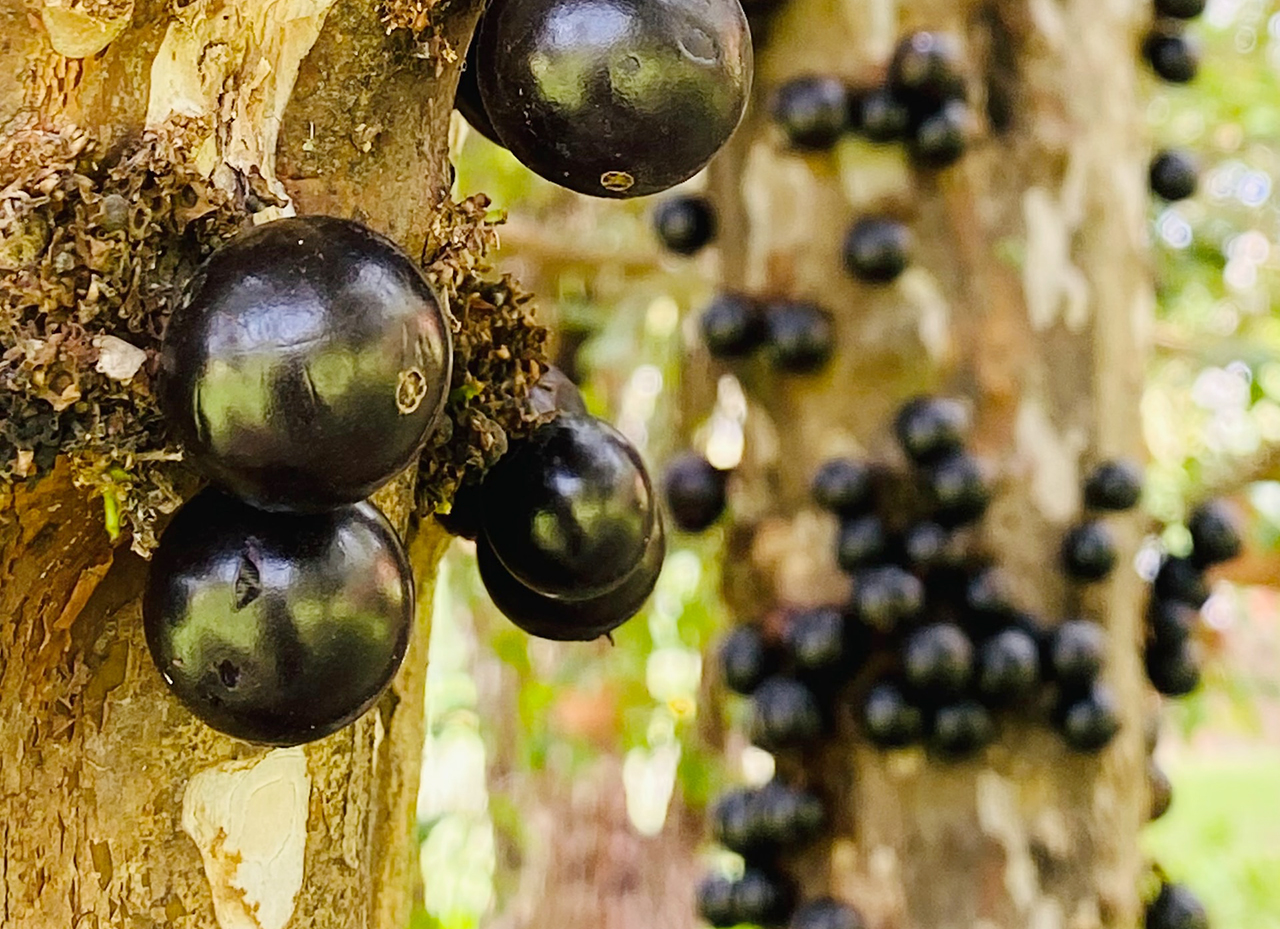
(908, 101, 970, 169)
(1148, 598, 1198, 647)
(773, 76, 850, 150)
(765, 300, 836, 373)
(1083, 459, 1144, 511)
(812, 458, 875, 514)
(1188, 499, 1243, 566)
(720, 625, 776, 695)
(663, 452, 729, 533)
(1146, 640, 1202, 696)
(654, 195, 718, 255)
(976, 626, 1042, 703)
(159, 216, 452, 512)
(930, 699, 996, 759)
(904, 622, 974, 699)
(861, 682, 925, 748)
(895, 396, 970, 463)
(791, 898, 865, 929)
(1145, 883, 1209, 929)
(837, 515, 888, 571)
(888, 31, 965, 110)
(1061, 520, 1118, 581)
(922, 453, 991, 527)
(1056, 682, 1121, 753)
(1154, 555, 1208, 607)
(853, 565, 925, 632)
(701, 292, 767, 358)
(751, 676, 825, 748)
(1143, 25, 1200, 83)
(785, 605, 851, 674)
(1150, 149, 1199, 201)
(843, 217, 913, 284)
(143, 489, 414, 745)
(1155, 0, 1206, 18)
(857, 88, 911, 142)
(1049, 619, 1106, 688)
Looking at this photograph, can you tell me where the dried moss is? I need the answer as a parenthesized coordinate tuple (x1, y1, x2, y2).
(380, 0, 444, 37)
(416, 193, 549, 517)
(0, 121, 250, 553)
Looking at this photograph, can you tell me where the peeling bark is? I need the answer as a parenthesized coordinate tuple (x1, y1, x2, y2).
(0, 0, 476, 925)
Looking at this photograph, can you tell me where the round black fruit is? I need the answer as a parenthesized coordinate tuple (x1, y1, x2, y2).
(930, 699, 996, 759)
(908, 101, 969, 169)
(160, 216, 452, 512)
(1150, 149, 1199, 201)
(1155, 0, 1205, 18)
(857, 88, 910, 142)
(888, 32, 965, 110)
(903, 521, 964, 570)
(843, 217, 913, 284)
(701, 292, 767, 358)
(481, 413, 657, 600)
(792, 898, 865, 929)
(836, 515, 888, 571)
(1187, 499, 1243, 566)
(1146, 883, 1208, 929)
(853, 565, 925, 632)
(477, 0, 753, 198)
(773, 75, 849, 150)
(1083, 459, 1143, 511)
(663, 452, 728, 533)
(1148, 598, 1198, 647)
(895, 396, 970, 463)
(476, 513, 664, 641)
(764, 300, 836, 373)
(697, 875, 738, 927)
(861, 681, 924, 748)
(1142, 26, 1199, 83)
(903, 622, 974, 699)
(755, 780, 826, 848)
(976, 626, 1041, 703)
(455, 29, 506, 147)
(654, 195, 718, 255)
(785, 605, 850, 674)
(143, 489, 414, 746)
(1049, 619, 1106, 687)
(811, 458, 875, 514)
(1153, 555, 1208, 607)
(1060, 520, 1118, 581)
(719, 624, 775, 695)
(733, 869, 796, 927)
(711, 788, 766, 855)
(1145, 639, 1201, 696)
(1056, 682, 1121, 753)
(751, 676, 824, 749)
(922, 453, 990, 527)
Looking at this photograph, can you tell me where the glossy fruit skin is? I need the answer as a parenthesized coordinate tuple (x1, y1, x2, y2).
(701, 292, 767, 358)
(720, 625, 775, 694)
(1061, 520, 1118, 581)
(976, 626, 1041, 703)
(764, 301, 835, 373)
(1154, 556, 1208, 607)
(1146, 639, 1201, 696)
(755, 780, 825, 848)
(857, 88, 910, 142)
(697, 875, 739, 927)
(1148, 760, 1173, 821)
(922, 453, 990, 527)
(733, 869, 796, 927)
(477, 0, 753, 198)
(1049, 619, 1106, 687)
(143, 489, 413, 746)
(160, 216, 452, 512)
(843, 217, 913, 284)
(481, 413, 657, 600)
(1150, 149, 1199, 201)
(908, 101, 969, 169)
(476, 512, 664, 640)
(663, 452, 728, 532)
(964, 567, 1016, 621)
(1146, 883, 1209, 929)
(1056, 682, 1121, 753)
(791, 899, 865, 929)
(895, 397, 970, 463)
(751, 676, 824, 748)
(773, 76, 849, 150)
(785, 605, 850, 674)
(904, 622, 973, 699)
(902, 521, 963, 570)
(1143, 26, 1199, 83)
(930, 699, 996, 759)
(861, 682, 924, 748)
(836, 515, 888, 571)
(1188, 499, 1243, 566)
(888, 32, 965, 110)
(853, 565, 925, 632)
(1155, 0, 1205, 17)
(654, 195, 717, 255)
(812, 458, 875, 514)
(1083, 459, 1143, 511)
(455, 28, 506, 147)
(711, 788, 767, 855)
(1148, 598, 1198, 646)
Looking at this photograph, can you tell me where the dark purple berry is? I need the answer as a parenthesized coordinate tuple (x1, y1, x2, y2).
(756, 780, 826, 848)
(733, 869, 796, 927)
(930, 699, 996, 759)
(976, 626, 1041, 703)
(1188, 499, 1243, 566)
(861, 682, 925, 748)
(1150, 150, 1199, 201)
(697, 875, 738, 927)
(853, 565, 925, 632)
(923, 453, 991, 527)
(1061, 520, 1118, 581)
(701, 293, 767, 359)
(785, 605, 850, 674)
(773, 76, 850, 150)
(1155, 0, 1205, 18)
(720, 625, 775, 695)
(1143, 25, 1199, 84)
(751, 676, 825, 749)
(1154, 556, 1208, 607)
(1146, 883, 1208, 929)
(1083, 459, 1143, 511)
(812, 458, 875, 514)
(791, 898, 865, 929)
(843, 217, 913, 284)
(837, 515, 888, 571)
(663, 452, 728, 533)
(1049, 619, 1106, 687)
(908, 100, 970, 169)
(1057, 682, 1121, 752)
(764, 301, 836, 373)
(654, 196, 717, 255)
(895, 396, 970, 463)
(1146, 640, 1202, 696)
(904, 622, 974, 699)
(902, 521, 965, 570)
(1148, 598, 1198, 647)
(858, 88, 911, 142)
(888, 32, 965, 109)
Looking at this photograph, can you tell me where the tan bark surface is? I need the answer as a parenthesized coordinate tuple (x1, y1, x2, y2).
(704, 0, 1153, 927)
(0, 1, 476, 925)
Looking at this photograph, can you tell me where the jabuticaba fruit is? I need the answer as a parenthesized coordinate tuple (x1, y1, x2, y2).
(480, 413, 658, 600)
(160, 216, 452, 512)
(929, 698, 996, 759)
(791, 898, 865, 929)
(475, 511, 665, 640)
(662, 451, 729, 532)
(143, 489, 414, 746)
(1060, 520, 1118, 581)
(1048, 618, 1106, 688)
(1056, 682, 1121, 753)
(719, 624, 776, 695)
(750, 675, 825, 748)
(477, 0, 753, 197)
(1142, 23, 1200, 84)
(454, 27, 507, 147)
(903, 622, 974, 700)
(700, 292, 767, 359)
(1150, 149, 1199, 201)
(654, 195, 718, 255)
(894, 396, 970, 463)
(1187, 499, 1243, 566)
(861, 681, 924, 748)
(1083, 458, 1144, 511)
(772, 75, 849, 151)
(1145, 883, 1209, 929)
(764, 300, 835, 373)
(888, 32, 965, 111)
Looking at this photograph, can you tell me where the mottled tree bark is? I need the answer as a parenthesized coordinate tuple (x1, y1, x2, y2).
(0, 1, 476, 925)
(705, 0, 1152, 927)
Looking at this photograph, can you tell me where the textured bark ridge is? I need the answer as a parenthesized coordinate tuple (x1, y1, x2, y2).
(0, 0, 482, 925)
(706, 0, 1151, 926)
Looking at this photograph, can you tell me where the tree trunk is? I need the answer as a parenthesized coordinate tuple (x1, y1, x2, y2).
(0, 1, 480, 925)
(707, 0, 1151, 926)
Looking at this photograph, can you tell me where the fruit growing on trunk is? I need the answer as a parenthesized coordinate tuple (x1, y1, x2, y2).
(143, 489, 414, 745)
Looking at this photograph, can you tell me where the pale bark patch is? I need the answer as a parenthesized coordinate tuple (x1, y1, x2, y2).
(1014, 397, 1084, 523)
(182, 747, 311, 929)
(1022, 187, 1090, 332)
(92, 335, 147, 382)
(40, 2, 133, 58)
